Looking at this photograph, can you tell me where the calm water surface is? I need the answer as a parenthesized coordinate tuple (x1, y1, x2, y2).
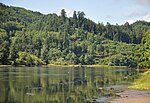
(0, 67, 137, 103)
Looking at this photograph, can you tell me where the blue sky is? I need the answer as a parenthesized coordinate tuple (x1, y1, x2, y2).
(1, 0, 150, 24)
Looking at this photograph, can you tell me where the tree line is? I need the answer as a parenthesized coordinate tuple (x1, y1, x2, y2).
(0, 3, 150, 68)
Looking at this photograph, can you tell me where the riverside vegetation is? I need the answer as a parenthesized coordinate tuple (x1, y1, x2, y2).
(128, 70, 150, 90)
(0, 3, 150, 70)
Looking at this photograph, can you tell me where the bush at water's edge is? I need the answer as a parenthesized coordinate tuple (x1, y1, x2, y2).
(128, 70, 150, 90)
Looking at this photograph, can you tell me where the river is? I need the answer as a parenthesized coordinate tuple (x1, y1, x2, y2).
(0, 66, 137, 103)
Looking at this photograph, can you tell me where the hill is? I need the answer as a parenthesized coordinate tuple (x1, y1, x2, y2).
(0, 3, 150, 67)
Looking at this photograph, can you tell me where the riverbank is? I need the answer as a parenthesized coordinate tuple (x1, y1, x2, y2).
(128, 70, 150, 90)
(110, 70, 150, 103)
(0, 64, 127, 68)
(47, 64, 127, 68)
(110, 90, 150, 103)
(0, 65, 12, 68)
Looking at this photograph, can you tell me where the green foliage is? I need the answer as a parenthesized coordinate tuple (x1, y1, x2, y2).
(0, 3, 150, 67)
(0, 28, 9, 64)
(84, 54, 94, 65)
(0, 41, 9, 64)
(138, 29, 150, 68)
(16, 52, 42, 66)
(109, 54, 137, 67)
(9, 43, 18, 65)
(128, 70, 150, 90)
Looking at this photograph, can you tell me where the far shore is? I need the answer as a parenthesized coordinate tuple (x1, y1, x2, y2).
(0, 64, 127, 68)
(47, 64, 127, 68)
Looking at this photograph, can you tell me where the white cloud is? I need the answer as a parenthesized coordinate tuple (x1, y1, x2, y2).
(142, 14, 150, 22)
(126, 20, 136, 24)
(57, 8, 74, 17)
(120, 20, 135, 25)
(124, 14, 150, 25)
(138, 0, 150, 5)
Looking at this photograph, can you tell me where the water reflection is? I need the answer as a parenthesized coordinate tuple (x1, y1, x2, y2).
(0, 67, 137, 103)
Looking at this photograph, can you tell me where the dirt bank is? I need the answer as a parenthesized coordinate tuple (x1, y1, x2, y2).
(110, 90, 150, 103)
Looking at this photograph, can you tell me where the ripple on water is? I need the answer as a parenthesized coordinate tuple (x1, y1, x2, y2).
(35, 73, 67, 76)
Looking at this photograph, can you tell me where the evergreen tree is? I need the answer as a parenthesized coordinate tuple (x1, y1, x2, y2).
(61, 9, 66, 22)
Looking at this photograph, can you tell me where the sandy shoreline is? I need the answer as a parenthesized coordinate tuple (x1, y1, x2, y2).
(110, 90, 150, 103)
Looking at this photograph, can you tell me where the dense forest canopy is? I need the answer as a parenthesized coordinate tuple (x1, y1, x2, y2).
(0, 3, 150, 68)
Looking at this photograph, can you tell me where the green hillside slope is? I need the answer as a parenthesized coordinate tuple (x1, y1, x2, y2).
(0, 3, 150, 67)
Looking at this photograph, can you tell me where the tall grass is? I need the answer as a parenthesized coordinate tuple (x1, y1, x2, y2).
(128, 70, 150, 90)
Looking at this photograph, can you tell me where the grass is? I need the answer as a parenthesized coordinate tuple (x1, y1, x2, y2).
(128, 70, 150, 90)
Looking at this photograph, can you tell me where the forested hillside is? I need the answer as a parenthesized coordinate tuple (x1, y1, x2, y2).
(0, 3, 150, 68)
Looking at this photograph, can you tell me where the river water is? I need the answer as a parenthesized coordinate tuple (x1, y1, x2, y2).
(0, 66, 137, 103)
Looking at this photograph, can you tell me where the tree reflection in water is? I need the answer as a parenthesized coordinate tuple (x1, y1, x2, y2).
(0, 67, 137, 103)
